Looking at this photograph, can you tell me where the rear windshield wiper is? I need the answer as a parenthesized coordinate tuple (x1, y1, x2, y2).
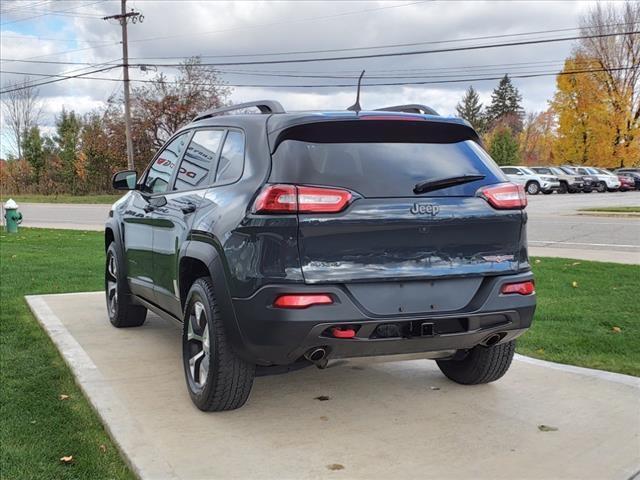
(413, 174, 485, 194)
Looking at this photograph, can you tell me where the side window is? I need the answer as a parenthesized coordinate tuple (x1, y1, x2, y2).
(175, 129, 224, 191)
(143, 133, 189, 194)
(215, 130, 245, 184)
(501, 167, 517, 175)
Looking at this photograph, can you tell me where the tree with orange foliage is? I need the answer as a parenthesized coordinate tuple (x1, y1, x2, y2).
(520, 110, 556, 165)
(550, 55, 613, 165)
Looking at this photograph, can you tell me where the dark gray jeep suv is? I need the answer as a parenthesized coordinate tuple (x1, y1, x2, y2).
(105, 101, 536, 411)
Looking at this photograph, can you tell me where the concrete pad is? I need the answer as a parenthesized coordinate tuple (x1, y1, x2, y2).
(28, 292, 640, 480)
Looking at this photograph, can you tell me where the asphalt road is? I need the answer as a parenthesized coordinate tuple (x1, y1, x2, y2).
(5, 191, 640, 263)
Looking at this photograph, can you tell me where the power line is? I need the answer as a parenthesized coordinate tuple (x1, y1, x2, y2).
(130, 22, 638, 60)
(4, 30, 636, 68)
(0, 0, 104, 26)
(137, 30, 640, 67)
(1, 66, 634, 93)
(0, 65, 121, 94)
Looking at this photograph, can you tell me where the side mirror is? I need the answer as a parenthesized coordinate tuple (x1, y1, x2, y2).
(112, 170, 137, 190)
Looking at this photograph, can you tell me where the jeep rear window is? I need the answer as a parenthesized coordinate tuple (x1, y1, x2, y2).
(270, 140, 503, 197)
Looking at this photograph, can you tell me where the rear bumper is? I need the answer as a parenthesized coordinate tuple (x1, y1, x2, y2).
(231, 271, 536, 365)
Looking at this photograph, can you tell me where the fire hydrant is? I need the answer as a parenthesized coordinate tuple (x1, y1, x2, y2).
(3, 199, 22, 233)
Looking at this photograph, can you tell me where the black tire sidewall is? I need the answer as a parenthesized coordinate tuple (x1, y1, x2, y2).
(182, 280, 218, 407)
(105, 243, 125, 324)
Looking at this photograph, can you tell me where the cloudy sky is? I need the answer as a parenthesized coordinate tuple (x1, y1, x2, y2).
(0, 0, 607, 156)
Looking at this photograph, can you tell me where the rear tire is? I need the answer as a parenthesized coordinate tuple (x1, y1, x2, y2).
(596, 182, 607, 193)
(105, 243, 147, 328)
(526, 181, 540, 195)
(436, 340, 515, 385)
(182, 277, 255, 411)
(558, 182, 568, 194)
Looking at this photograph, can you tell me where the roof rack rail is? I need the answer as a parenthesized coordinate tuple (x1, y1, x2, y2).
(375, 104, 439, 116)
(194, 100, 285, 121)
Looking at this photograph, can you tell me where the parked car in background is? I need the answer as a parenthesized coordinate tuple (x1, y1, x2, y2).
(500, 166, 560, 195)
(570, 166, 621, 192)
(614, 167, 640, 175)
(616, 171, 640, 190)
(558, 166, 596, 192)
(617, 175, 636, 191)
(594, 168, 624, 192)
(529, 166, 584, 193)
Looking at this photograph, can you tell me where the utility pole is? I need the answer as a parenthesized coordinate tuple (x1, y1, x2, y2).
(103, 1, 143, 171)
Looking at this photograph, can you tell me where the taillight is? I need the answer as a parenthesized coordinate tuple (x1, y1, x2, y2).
(478, 183, 527, 210)
(253, 184, 297, 213)
(254, 184, 352, 214)
(501, 280, 535, 295)
(273, 294, 333, 309)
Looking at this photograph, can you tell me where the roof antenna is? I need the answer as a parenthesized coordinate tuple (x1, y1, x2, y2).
(347, 70, 365, 112)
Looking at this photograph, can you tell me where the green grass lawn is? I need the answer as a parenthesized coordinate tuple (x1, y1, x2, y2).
(580, 205, 640, 213)
(1, 194, 122, 204)
(0, 229, 134, 479)
(1, 230, 638, 478)
(518, 257, 639, 376)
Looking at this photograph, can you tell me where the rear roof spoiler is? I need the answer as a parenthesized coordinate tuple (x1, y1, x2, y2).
(375, 104, 439, 116)
(269, 117, 479, 153)
(193, 100, 285, 122)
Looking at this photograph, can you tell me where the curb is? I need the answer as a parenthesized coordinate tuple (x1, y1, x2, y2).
(514, 354, 639, 388)
(577, 211, 640, 218)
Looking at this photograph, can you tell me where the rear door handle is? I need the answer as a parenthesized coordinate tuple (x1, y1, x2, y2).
(181, 202, 196, 214)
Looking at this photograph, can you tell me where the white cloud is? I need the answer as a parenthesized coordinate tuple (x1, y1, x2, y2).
(0, 0, 605, 157)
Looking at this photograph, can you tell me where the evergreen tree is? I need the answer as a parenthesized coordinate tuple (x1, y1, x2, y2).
(489, 127, 520, 166)
(455, 86, 485, 132)
(486, 75, 524, 131)
(21, 126, 45, 181)
(53, 108, 82, 192)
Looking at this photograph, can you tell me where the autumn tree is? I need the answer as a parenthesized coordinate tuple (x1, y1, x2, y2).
(81, 111, 128, 192)
(129, 57, 231, 165)
(456, 86, 486, 132)
(551, 54, 620, 166)
(1, 78, 43, 159)
(577, 1, 640, 166)
(520, 110, 556, 165)
(486, 75, 524, 132)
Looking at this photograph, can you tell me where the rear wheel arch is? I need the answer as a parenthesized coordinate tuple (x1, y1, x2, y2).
(179, 256, 210, 310)
(180, 236, 249, 361)
(105, 227, 115, 250)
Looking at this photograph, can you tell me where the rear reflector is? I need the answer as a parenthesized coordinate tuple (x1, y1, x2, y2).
(478, 183, 527, 210)
(254, 184, 352, 214)
(273, 294, 333, 309)
(501, 280, 535, 295)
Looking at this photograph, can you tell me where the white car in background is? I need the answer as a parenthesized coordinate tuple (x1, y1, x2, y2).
(499, 166, 560, 195)
(572, 166, 621, 192)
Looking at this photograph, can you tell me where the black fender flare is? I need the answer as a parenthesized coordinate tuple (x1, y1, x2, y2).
(181, 232, 249, 363)
(104, 218, 126, 265)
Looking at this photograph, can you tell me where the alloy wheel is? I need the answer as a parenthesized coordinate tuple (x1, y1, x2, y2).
(106, 252, 118, 316)
(186, 301, 210, 389)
